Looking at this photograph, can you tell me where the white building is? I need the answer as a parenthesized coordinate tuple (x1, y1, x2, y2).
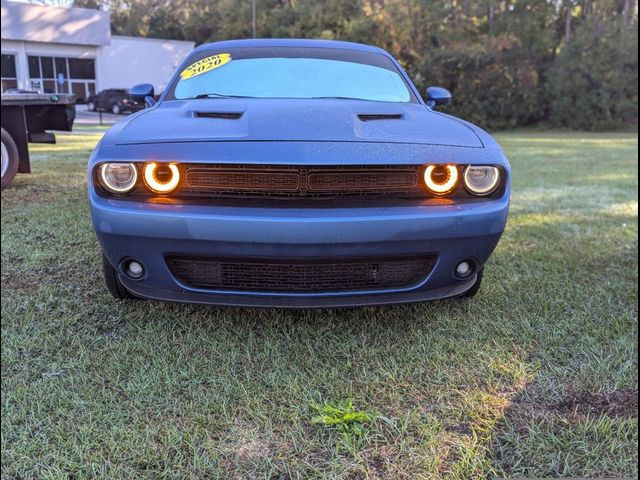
(0, 0, 194, 101)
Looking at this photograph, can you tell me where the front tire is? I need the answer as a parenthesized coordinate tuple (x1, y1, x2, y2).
(111, 103, 122, 115)
(102, 254, 135, 299)
(459, 268, 484, 298)
(1, 128, 20, 190)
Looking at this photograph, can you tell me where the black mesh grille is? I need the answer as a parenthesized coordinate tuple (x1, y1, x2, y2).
(194, 111, 243, 119)
(181, 165, 424, 199)
(187, 169, 300, 191)
(167, 256, 435, 293)
(307, 171, 417, 191)
(357, 114, 403, 121)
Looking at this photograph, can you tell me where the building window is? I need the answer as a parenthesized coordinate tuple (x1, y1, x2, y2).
(1, 53, 18, 93)
(28, 55, 40, 78)
(41, 56, 54, 78)
(27, 55, 96, 101)
(68, 58, 95, 79)
(55, 57, 68, 79)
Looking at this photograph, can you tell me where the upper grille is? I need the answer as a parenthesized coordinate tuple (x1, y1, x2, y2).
(187, 168, 300, 191)
(167, 256, 435, 293)
(181, 165, 423, 199)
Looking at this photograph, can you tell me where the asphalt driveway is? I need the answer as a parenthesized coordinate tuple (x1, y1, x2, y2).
(74, 104, 127, 126)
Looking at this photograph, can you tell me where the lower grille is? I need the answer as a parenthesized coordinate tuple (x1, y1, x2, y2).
(167, 256, 435, 293)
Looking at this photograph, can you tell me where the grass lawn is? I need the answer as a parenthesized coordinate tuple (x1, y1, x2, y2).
(1, 129, 637, 479)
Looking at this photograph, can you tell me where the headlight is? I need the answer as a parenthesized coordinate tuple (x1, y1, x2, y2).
(463, 166, 501, 196)
(98, 163, 138, 193)
(143, 162, 180, 194)
(424, 164, 459, 195)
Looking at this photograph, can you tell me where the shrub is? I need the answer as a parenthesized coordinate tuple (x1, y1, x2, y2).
(546, 20, 638, 130)
(415, 35, 543, 130)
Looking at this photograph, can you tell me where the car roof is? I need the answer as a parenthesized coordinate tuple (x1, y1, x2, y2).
(193, 38, 384, 55)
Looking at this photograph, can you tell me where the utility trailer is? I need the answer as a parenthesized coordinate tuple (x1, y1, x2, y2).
(1, 93, 76, 189)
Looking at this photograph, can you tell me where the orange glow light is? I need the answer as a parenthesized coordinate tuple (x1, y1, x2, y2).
(424, 165, 459, 195)
(143, 162, 180, 194)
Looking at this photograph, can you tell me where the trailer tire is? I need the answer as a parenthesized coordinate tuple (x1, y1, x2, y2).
(1, 128, 20, 190)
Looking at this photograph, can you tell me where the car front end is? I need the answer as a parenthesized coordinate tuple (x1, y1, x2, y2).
(88, 40, 510, 307)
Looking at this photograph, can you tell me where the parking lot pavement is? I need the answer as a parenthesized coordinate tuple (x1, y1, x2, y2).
(74, 104, 128, 126)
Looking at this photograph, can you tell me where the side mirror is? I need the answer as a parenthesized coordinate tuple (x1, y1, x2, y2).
(425, 86, 452, 109)
(130, 83, 155, 107)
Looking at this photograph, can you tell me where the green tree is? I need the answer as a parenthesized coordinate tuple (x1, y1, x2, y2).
(546, 17, 638, 129)
(72, 0, 638, 130)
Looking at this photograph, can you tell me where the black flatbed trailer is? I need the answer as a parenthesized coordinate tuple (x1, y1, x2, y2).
(1, 93, 76, 189)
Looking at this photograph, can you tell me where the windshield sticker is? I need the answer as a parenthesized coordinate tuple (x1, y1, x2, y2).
(180, 54, 232, 80)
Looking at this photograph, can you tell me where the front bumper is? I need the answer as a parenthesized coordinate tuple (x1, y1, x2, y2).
(91, 191, 509, 307)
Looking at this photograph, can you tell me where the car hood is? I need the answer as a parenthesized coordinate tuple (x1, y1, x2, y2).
(113, 99, 484, 148)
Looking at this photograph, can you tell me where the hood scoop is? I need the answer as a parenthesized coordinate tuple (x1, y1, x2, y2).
(194, 111, 243, 119)
(357, 113, 403, 121)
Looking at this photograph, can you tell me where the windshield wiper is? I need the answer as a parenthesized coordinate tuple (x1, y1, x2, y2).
(310, 96, 367, 101)
(192, 93, 255, 99)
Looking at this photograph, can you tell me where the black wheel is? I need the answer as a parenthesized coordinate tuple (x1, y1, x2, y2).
(459, 268, 484, 298)
(87, 101, 95, 112)
(102, 254, 135, 299)
(1, 128, 20, 190)
(111, 103, 122, 115)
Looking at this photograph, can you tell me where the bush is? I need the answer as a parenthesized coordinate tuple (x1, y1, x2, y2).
(415, 35, 544, 130)
(546, 20, 638, 130)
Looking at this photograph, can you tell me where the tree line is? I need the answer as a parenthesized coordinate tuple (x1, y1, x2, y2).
(74, 0, 638, 130)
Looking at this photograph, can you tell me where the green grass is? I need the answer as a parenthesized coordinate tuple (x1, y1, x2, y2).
(1, 129, 638, 479)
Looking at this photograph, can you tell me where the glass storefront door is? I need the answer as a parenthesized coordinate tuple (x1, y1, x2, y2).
(28, 55, 96, 102)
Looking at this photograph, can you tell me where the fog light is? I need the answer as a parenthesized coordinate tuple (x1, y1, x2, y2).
(124, 260, 144, 279)
(456, 261, 473, 278)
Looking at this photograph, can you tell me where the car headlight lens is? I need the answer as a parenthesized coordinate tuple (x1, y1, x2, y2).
(424, 164, 459, 195)
(464, 166, 501, 196)
(98, 163, 138, 193)
(143, 162, 180, 194)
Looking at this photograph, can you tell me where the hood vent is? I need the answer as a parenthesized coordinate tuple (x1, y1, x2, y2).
(357, 114, 403, 121)
(194, 111, 243, 119)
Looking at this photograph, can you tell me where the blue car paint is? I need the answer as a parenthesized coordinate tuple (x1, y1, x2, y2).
(110, 99, 484, 147)
(88, 39, 511, 307)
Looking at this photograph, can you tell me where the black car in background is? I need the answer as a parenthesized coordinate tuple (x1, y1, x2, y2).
(86, 89, 143, 115)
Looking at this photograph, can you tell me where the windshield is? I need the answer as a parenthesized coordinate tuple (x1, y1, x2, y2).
(170, 47, 415, 103)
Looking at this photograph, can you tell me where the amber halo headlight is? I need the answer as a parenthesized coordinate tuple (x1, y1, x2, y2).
(143, 162, 180, 194)
(424, 164, 459, 195)
(98, 163, 138, 194)
(463, 166, 501, 196)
